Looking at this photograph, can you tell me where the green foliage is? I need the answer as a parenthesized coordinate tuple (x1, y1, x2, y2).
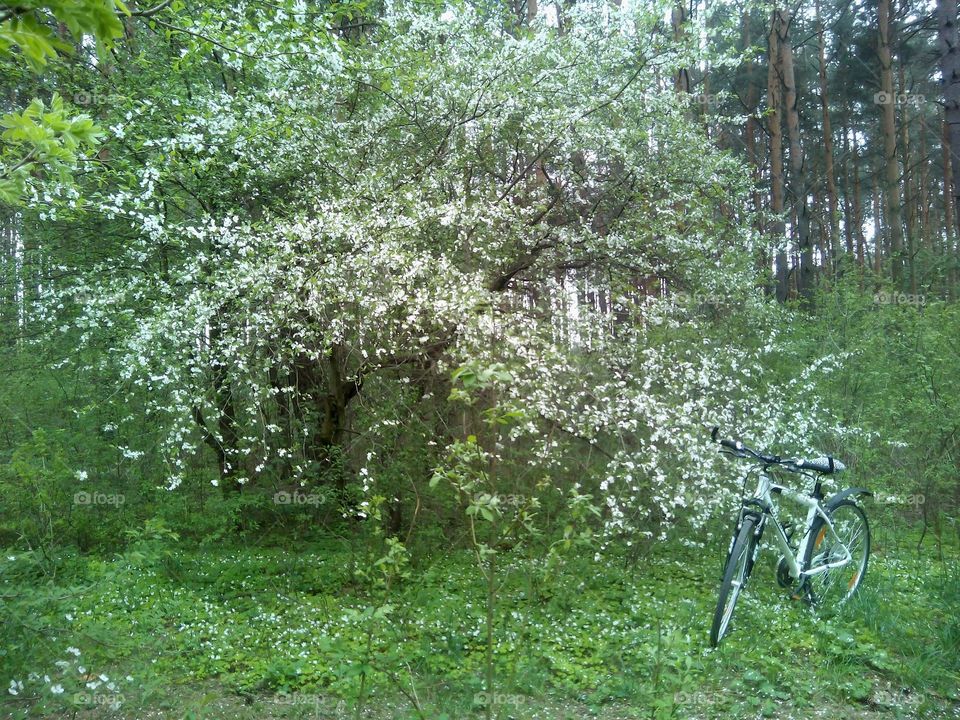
(790, 281, 960, 549)
(431, 362, 605, 718)
(0, 0, 959, 718)
(0, 427, 142, 551)
(0, 10, 71, 69)
(0, 1, 128, 71)
(0, 535, 956, 718)
(0, 429, 74, 549)
(0, 0, 128, 203)
(0, 93, 102, 203)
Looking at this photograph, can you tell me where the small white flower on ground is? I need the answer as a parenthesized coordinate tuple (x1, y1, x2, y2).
(50, 685, 64, 695)
(66, 647, 81, 657)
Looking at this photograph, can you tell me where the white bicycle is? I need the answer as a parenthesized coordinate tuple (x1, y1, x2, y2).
(709, 428, 872, 647)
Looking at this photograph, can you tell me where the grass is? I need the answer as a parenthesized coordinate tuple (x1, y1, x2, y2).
(1, 515, 958, 719)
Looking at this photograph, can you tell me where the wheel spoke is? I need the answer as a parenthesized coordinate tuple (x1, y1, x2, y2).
(845, 524, 865, 549)
(712, 521, 755, 645)
(808, 503, 869, 609)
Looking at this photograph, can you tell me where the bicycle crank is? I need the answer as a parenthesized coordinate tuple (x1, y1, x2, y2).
(775, 556, 797, 589)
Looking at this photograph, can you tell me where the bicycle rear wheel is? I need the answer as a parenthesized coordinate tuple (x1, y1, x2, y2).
(710, 516, 757, 647)
(802, 499, 870, 610)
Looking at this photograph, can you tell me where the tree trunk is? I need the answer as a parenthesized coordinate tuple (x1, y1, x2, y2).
(899, 65, 918, 293)
(918, 113, 932, 255)
(940, 0, 960, 226)
(811, 157, 829, 281)
(873, 174, 884, 278)
(878, 0, 905, 288)
(741, 9, 767, 281)
(767, 9, 788, 302)
(0, 212, 17, 347)
(193, 321, 242, 496)
(816, 0, 840, 277)
(672, 3, 691, 94)
(943, 113, 959, 298)
(938, 0, 960, 296)
(296, 345, 359, 489)
(778, 8, 814, 302)
(842, 124, 855, 258)
(851, 129, 867, 277)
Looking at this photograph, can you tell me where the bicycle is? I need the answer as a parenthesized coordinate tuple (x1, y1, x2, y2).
(708, 427, 872, 647)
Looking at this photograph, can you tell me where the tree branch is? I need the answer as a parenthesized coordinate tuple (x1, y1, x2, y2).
(151, 18, 257, 58)
(131, 0, 173, 17)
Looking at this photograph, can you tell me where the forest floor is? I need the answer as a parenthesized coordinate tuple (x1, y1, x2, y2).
(3, 520, 958, 720)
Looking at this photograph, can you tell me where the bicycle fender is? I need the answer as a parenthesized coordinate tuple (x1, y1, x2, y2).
(824, 487, 872, 511)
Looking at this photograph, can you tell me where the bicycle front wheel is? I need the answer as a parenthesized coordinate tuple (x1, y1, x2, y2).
(802, 499, 870, 611)
(710, 515, 756, 647)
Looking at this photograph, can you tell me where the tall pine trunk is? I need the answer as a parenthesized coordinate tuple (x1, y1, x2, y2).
(672, 3, 690, 94)
(938, 0, 960, 296)
(918, 114, 932, 255)
(878, 0, 905, 288)
(816, 0, 840, 276)
(943, 114, 959, 297)
(741, 9, 766, 278)
(851, 129, 867, 276)
(767, 9, 788, 302)
(873, 172, 884, 278)
(899, 66, 918, 292)
(778, 8, 813, 302)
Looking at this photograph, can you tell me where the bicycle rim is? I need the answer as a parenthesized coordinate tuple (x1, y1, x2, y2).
(712, 519, 754, 645)
(808, 502, 869, 608)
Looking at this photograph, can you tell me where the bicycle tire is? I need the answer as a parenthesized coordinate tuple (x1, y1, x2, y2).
(710, 515, 757, 647)
(801, 499, 870, 610)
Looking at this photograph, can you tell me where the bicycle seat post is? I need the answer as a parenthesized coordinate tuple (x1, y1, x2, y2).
(811, 478, 824, 500)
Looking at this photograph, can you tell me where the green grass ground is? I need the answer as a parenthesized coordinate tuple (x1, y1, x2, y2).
(2, 519, 958, 719)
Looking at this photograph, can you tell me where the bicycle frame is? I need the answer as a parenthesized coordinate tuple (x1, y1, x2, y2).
(739, 468, 852, 581)
(710, 428, 872, 647)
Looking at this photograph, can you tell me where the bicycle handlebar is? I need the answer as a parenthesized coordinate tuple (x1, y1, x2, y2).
(709, 426, 840, 474)
(711, 427, 776, 462)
